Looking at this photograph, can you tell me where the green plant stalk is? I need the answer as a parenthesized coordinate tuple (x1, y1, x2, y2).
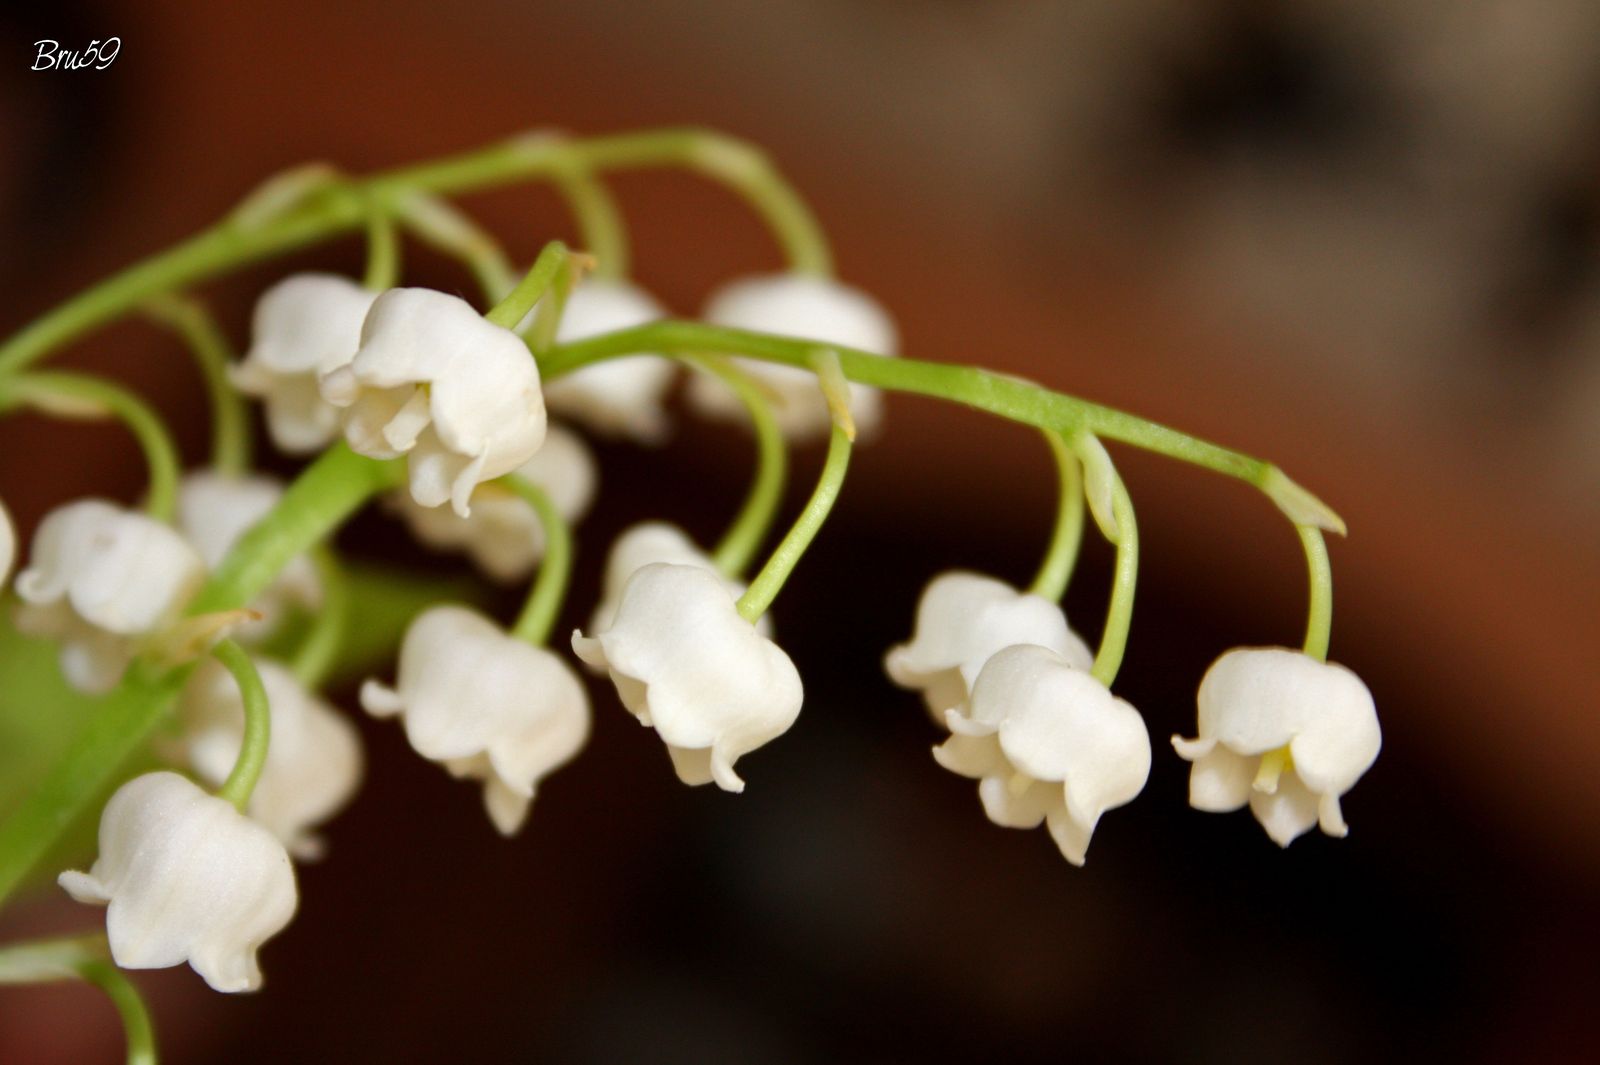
(1299, 525, 1333, 662)
(506, 475, 574, 647)
(486, 240, 570, 330)
(550, 166, 629, 279)
(290, 545, 349, 689)
(525, 249, 582, 355)
(391, 191, 517, 303)
(212, 640, 269, 809)
(361, 200, 401, 291)
(0, 445, 399, 907)
(1090, 476, 1138, 687)
(142, 295, 251, 475)
(0, 372, 181, 521)
(542, 322, 1344, 533)
(1028, 430, 1085, 601)
(0, 934, 157, 1065)
(690, 356, 788, 578)
(0, 127, 830, 378)
(737, 422, 852, 622)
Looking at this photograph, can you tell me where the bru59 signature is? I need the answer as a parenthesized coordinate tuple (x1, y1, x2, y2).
(32, 39, 121, 71)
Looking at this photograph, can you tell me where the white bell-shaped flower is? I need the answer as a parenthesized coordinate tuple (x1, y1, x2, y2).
(0, 495, 14, 590)
(1172, 647, 1381, 847)
(541, 279, 674, 441)
(320, 287, 547, 517)
(686, 273, 897, 439)
(58, 771, 297, 993)
(572, 562, 801, 793)
(586, 522, 772, 647)
(233, 273, 377, 453)
(176, 471, 320, 638)
(172, 656, 362, 859)
(934, 644, 1150, 866)
(391, 424, 597, 582)
(885, 571, 1092, 726)
(13, 500, 206, 693)
(360, 605, 589, 835)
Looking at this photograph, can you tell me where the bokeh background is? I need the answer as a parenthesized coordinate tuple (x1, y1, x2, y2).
(1, 1, 1597, 1062)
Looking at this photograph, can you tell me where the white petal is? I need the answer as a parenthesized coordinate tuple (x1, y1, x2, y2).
(1044, 805, 1093, 867)
(977, 774, 1057, 829)
(1182, 744, 1256, 813)
(0, 496, 14, 590)
(931, 732, 1005, 779)
(1248, 769, 1321, 847)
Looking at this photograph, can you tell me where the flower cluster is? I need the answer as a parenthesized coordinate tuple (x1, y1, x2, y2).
(0, 128, 1379, 1060)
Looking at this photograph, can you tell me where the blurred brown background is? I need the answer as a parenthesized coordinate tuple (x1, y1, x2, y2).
(0, 1, 1597, 1062)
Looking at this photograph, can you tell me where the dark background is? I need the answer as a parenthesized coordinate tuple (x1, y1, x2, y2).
(0, 1, 1596, 1062)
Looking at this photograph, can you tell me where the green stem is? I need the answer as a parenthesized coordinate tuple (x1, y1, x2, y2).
(1090, 473, 1138, 687)
(0, 934, 157, 1065)
(542, 321, 1344, 533)
(485, 241, 569, 330)
(1028, 430, 1084, 601)
(212, 640, 269, 810)
(0, 445, 399, 908)
(550, 165, 629, 279)
(0, 372, 181, 521)
(693, 357, 788, 578)
(1299, 525, 1333, 662)
(361, 198, 401, 291)
(0, 128, 830, 379)
(737, 422, 852, 622)
(526, 250, 582, 355)
(391, 191, 517, 304)
(290, 545, 348, 688)
(142, 294, 251, 475)
(504, 476, 573, 647)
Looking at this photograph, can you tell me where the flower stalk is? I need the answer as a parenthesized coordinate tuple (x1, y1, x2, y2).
(212, 640, 270, 810)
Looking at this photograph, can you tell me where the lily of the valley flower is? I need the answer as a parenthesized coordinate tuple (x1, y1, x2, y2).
(885, 571, 1092, 726)
(320, 287, 547, 517)
(686, 273, 898, 439)
(13, 500, 206, 693)
(588, 522, 758, 635)
(934, 644, 1150, 866)
(232, 273, 377, 453)
(361, 605, 590, 835)
(173, 656, 362, 859)
(1172, 647, 1381, 847)
(58, 771, 297, 993)
(541, 279, 674, 441)
(572, 562, 801, 793)
(392, 424, 597, 582)
(176, 471, 320, 638)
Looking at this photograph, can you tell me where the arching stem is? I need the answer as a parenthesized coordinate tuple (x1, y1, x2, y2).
(1028, 430, 1085, 601)
(142, 294, 251, 475)
(1089, 467, 1138, 688)
(693, 356, 788, 579)
(290, 545, 349, 689)
(505, 475, 573, 647)
(1299, 525, 1333, 662)
(212, 640, 269, 810)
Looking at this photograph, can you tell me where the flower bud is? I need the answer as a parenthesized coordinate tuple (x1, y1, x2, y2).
(233, 273, 377, 453)
(687, 273, 897, 440)
(14, 500, 205, 692)
(361, 605, 589, 835)
(541, 280, 675, 441)
(58, 771, 297, 993)
(392, 424, 596, 582)
(1172, 647, 1381, 846)
(173, 656, 362, 859)
(936, 645, 1150, 865)
(320, 287, 547, 517)
(886, 571, 1091, 726)
(572, 562, 802, 793)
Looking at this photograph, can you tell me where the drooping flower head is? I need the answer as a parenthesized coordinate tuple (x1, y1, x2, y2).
(686, 273, 897, 439)
(540, 279, 675, 441)
(58, 771, 298, 993)
(233, 273, 377, 453)
(320, 288, 547, 517)
(572, 562, 801, 792)
(587, 521, 760, 635)
(1172, 647, 1381, 846)
(173, 655, 363, 859)
(176, 471, 320, 638)
(392, 423, 597, 583)
(361, 605, 590, 835)
(886, 571, 1092, 725)
(934, 644, 1150, 865)
(13, 500, 206, 692)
